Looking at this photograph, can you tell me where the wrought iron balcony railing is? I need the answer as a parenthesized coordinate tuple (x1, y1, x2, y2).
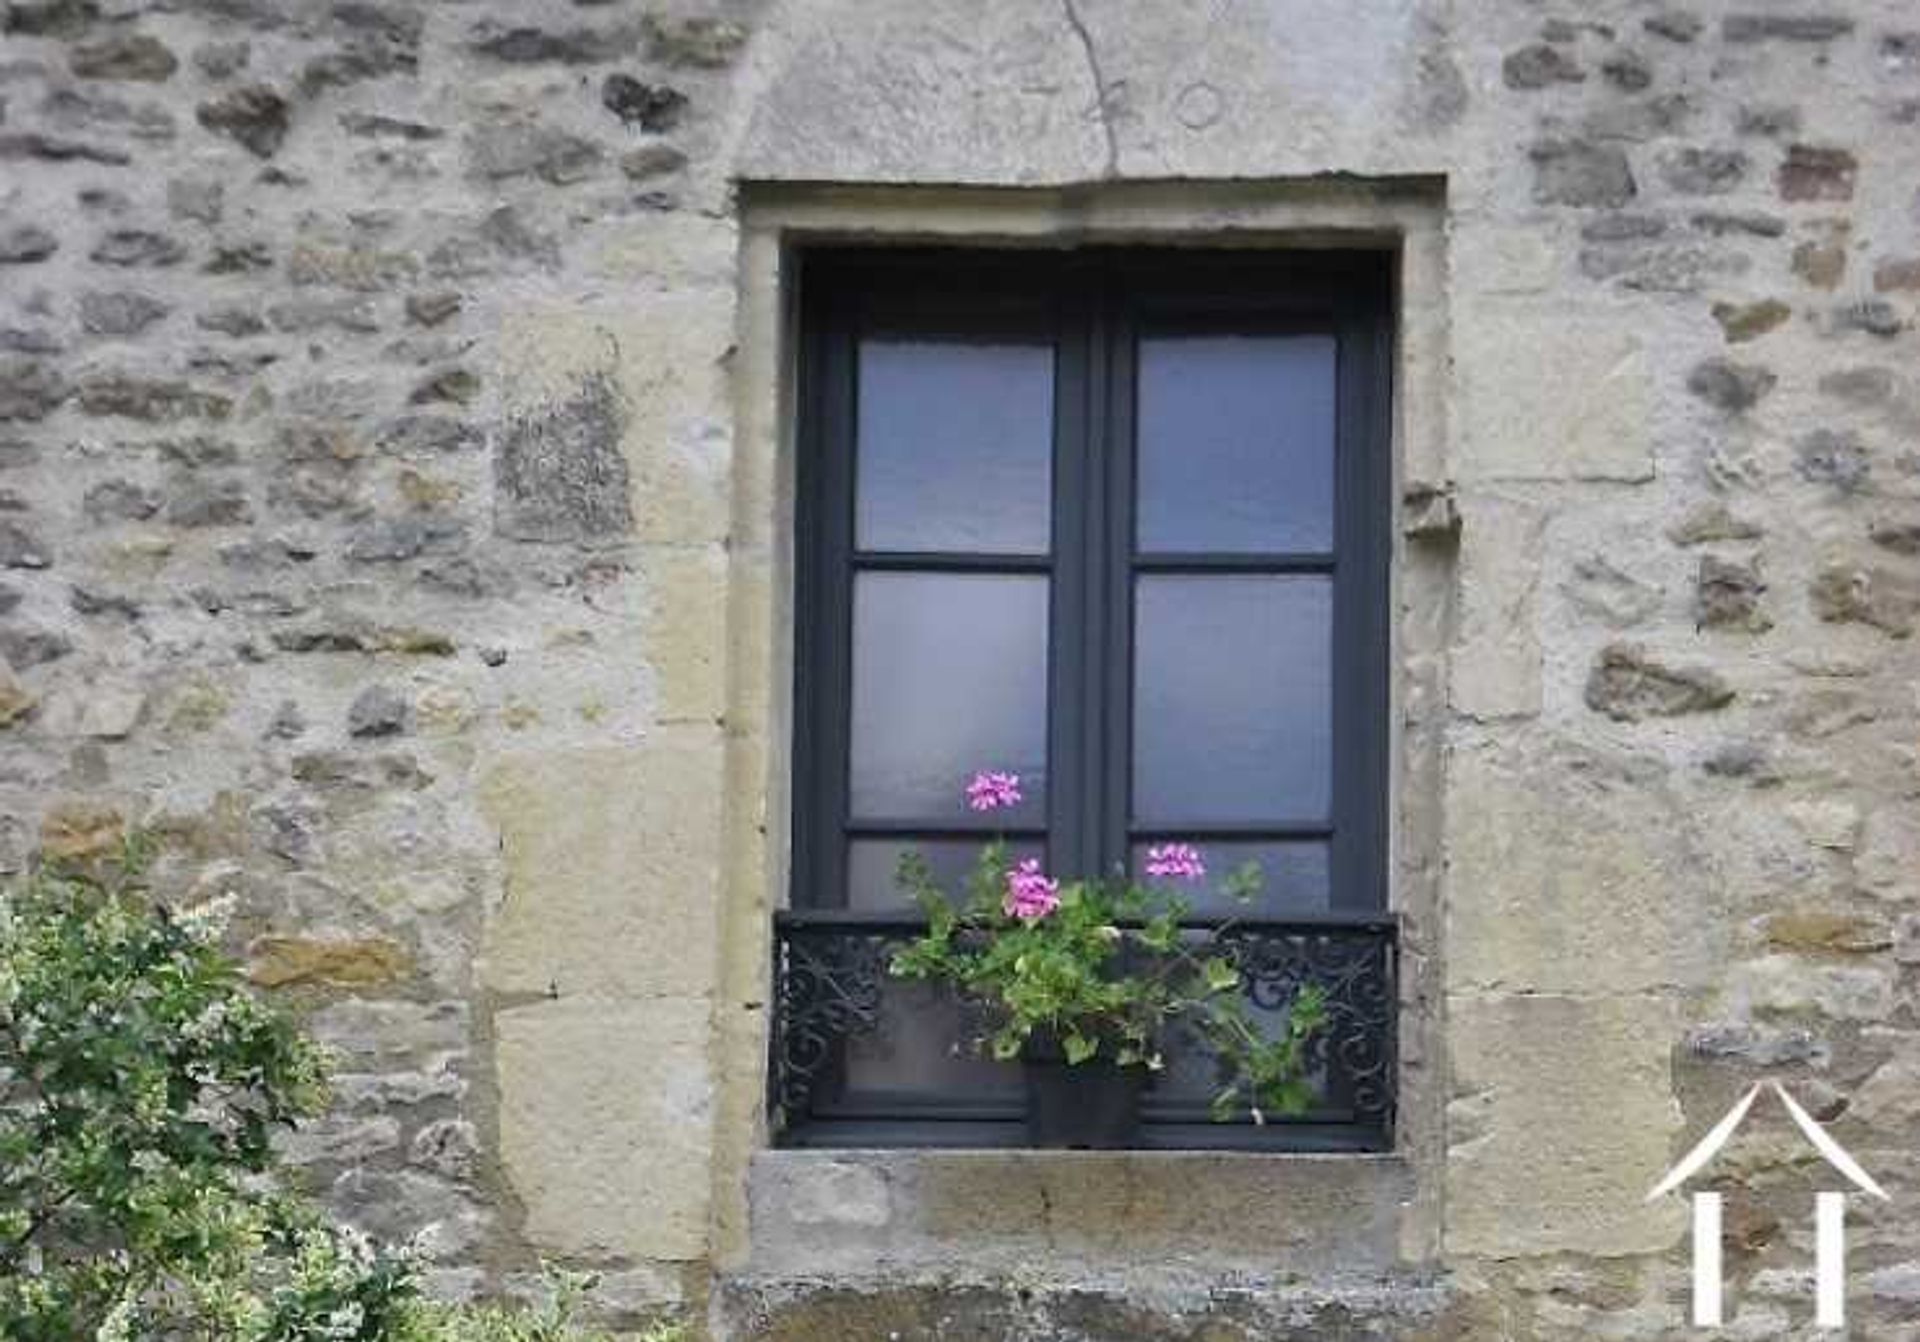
(768, 910, 1397, 1151)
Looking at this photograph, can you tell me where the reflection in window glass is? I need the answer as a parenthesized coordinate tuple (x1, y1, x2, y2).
(1133, 575, 1331, 825)
(1137, 335, 1336, 554)
(849, 572, 1049, 823)
(856, 340, 1054, 554)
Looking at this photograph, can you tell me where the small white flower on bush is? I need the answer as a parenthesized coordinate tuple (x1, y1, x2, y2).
(4, 843, 675, 1342)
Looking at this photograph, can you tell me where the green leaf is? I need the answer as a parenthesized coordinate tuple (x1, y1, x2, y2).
(1201, 957, 1240, 993)
(1137, 914, 1178, 954)
(1221, 860, 1265, 905)
(1063, 1032, 1097, 1065)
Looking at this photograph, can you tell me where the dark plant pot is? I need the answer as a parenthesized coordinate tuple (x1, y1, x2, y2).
(1021, 1040, 1148, 1149)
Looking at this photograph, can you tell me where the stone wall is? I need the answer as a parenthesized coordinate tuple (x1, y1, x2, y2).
(3, 0, 1920, 1337)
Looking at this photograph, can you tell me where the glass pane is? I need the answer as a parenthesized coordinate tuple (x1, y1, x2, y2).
(843, 977, 1022, 1098)
(1137, 334, 1336, 553)
(1133, 575, 1331, 825)
(849, 838, 1046, 911)
(856, 340, 1054, 553)
(850, 572, 1048, 822)
(1129, 841, 1330, 915)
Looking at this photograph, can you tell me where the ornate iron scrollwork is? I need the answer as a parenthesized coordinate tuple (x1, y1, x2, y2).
(769, 913, 1396, 1143)
(769, 922, 910, 1124)
(1210, 923, 1397, 1127)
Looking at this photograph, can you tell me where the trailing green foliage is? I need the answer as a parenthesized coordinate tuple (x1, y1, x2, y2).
(889, 842, 1328, 1122)
(0, 845, 688, 1341)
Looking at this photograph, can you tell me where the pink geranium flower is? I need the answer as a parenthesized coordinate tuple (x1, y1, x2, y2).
(966, 770, 1023, 812)
(1144, 843, 1206, 882)
(1003, 858, 1060, 921)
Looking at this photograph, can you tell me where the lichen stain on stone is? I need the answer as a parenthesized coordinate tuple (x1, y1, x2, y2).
(494, 372, 633, 543)
(247, 936, 415, 989)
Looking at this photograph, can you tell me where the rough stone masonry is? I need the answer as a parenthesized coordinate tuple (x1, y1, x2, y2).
(2, 0, 1920, 1337)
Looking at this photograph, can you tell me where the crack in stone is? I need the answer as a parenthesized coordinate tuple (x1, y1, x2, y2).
(1059, 0, 1118, 177)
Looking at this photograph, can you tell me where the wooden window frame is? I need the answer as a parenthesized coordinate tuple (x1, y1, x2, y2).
(786, 246, 1394, 1149)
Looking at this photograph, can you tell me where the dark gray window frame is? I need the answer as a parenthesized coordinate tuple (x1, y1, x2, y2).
(784, 247, 1395, 1149)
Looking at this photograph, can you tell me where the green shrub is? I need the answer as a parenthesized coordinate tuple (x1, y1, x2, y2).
(1, 847, 684, 1342)
(407, 1268, 629, 1342)
(1, 841, 328, 1338)
(252, 1229, 646, 1342)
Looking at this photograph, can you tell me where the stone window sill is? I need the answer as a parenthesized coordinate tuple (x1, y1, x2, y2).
(746, 1148, 1417, 1279)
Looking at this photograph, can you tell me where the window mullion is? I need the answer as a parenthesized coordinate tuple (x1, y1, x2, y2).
(1096, 268, 1134, 883)
(1046, 270, 1092, 884)
(1048, 279, 1088, 882)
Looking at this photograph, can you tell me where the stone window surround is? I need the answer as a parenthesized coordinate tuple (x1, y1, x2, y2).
(712, 180, 1452, 1278)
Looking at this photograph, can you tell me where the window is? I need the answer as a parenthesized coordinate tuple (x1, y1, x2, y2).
(776, 248, 1394, 1149)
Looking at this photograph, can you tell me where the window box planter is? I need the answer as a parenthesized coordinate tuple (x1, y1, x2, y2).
(1021, 1030, 1149, 1149)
